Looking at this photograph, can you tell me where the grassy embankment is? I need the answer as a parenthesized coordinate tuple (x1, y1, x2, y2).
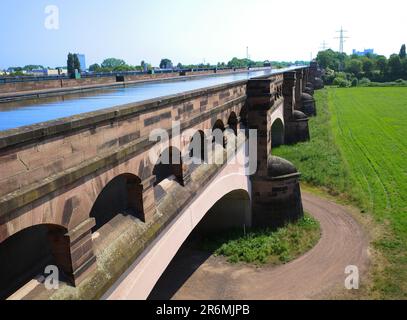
(200, 214, 321, 266)
(274, 86, 407, 299)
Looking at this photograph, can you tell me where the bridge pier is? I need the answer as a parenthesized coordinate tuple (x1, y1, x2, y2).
(294, 69, 317, 117)
(283, 72, 310, 145)
(61, 218, 97, 286)
(309, 61, 325, 90)
(247, 78, 304, 228)
(141, 177, 157, 222)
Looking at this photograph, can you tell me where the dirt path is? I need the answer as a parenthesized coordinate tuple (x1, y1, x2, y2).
(149, 192, 370, 300)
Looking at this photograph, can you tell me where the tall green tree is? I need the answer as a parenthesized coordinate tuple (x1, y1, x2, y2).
(362, 58, 375, 76)
(73, 54, 81, 72)
(388, 54, 402, 79)
(399, 44, 406, 59)
(375, 56, 388, 75)
(67, 53, 75, 76)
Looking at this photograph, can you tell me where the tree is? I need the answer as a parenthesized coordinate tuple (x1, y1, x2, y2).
(401, 59, 407, 80)
(89, 64, 101, 72)
(375, 56, 388, 76)
(316, 49, 340, 70)
(362, 58, 375, 76)
(73, 54, 81, 72)
(101, 58, 126, 70)
(399, 44, 406, 59)
(67, 53, 75, 76)
(176, 63, 183, 69)
(388, 54, 402, 79)
(23, 65, 44, 71)
(346, 59, 363, 77)
(159, 59, 173, 69)
(67, 53, 82, 76)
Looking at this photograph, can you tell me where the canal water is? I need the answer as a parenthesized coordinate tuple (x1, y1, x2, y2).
(0, 67, 298, 131)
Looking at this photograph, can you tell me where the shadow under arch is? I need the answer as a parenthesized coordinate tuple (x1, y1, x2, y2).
(90, 173, 144, 232)
(271, 118, 285, 148)
(227, 112, 238, 136)
(188, 130, 207, 164)
(0, 224, 69, 299)
(148, 188, 251, 300)
(153, 146, 184, 187)
(212, 119, 226, 148)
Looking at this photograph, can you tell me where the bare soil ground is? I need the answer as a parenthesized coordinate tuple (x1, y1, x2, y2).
(149, 192, 370, 300)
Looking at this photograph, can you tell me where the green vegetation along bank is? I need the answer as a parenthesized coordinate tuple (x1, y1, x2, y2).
(274, 86, 407, 299)
(200, 214, 321, 266)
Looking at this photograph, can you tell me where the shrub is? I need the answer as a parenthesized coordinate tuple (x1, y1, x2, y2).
(351, 78, 359, 87)
(333, 77, 351, 87)
(359, 77, 371, 86)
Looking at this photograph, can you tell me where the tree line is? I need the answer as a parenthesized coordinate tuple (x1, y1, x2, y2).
(88, 57, 309, 73)
(316, 45, 407, 87)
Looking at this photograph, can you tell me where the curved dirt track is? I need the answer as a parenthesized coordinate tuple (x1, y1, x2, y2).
(149, 192, 370, 300)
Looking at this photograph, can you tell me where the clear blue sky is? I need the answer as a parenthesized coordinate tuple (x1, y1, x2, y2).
(1, 0, 406, 69)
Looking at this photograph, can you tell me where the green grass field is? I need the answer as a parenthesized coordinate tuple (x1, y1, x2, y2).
(274, 87, 407, 299)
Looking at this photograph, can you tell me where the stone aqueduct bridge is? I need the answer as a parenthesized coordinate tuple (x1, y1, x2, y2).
(0, 64, 323, 299)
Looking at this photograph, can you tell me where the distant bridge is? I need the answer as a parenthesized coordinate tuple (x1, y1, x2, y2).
(0, 63, 323, 300)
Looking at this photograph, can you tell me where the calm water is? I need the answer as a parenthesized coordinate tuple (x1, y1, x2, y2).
(0, 68, 298, 131)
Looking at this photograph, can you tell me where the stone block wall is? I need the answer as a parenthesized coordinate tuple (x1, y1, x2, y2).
(0, 78, 248, 289)
(0, 68, 251, 95)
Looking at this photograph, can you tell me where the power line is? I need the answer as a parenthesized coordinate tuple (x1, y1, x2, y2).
(335, 26, 350, 54)
(334, 27, 350, 71)
(319, 40, 329, 51)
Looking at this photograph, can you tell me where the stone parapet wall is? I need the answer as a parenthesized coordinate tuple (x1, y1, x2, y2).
(0, 68, 250, 95)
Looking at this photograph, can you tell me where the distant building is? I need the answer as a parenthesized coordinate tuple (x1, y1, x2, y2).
(29, 69, 47, 76)
(46, 69, 60, 76)
(352, 49, 374, 56)
(28, 69, 62, 77)
(76, 54, 87, 72)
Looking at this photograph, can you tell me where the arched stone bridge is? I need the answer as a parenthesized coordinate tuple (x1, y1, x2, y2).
(0, 63, 323, 300)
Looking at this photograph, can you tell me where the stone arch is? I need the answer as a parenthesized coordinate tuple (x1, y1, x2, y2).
(90, 173, 144, 232)
(104, 154, 252, 299)
(0, 223, 69, 299)
(153, 146, 184, 187)
(271, 118, 285, 148)
(191, 189, 251, 235)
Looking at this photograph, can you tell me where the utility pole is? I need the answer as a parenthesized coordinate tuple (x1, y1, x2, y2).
(319, 40, 329, 51)
(335, 27, 350, 71)
(246, 46, 249, 60)
(335, 26, 349, 54)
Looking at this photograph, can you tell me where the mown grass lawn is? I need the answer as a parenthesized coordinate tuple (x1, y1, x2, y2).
(274, 86, 407, 299)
